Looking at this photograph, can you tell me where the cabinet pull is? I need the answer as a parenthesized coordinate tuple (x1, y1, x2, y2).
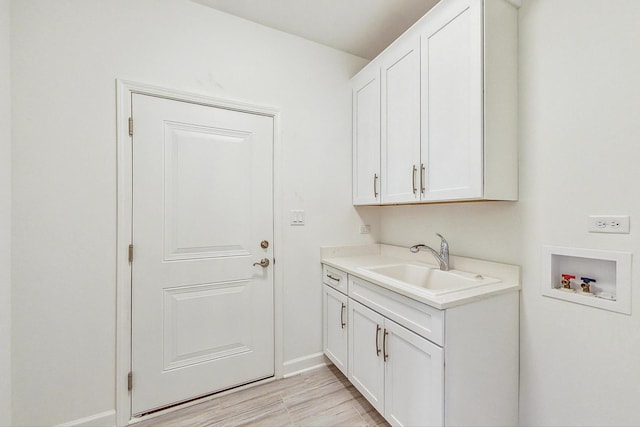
(373, 173, 379, 198)
(420, 163, 426, 194)
(375, 324, 381, 356)
(340, 303, 346, 328)
(412, 165, 417, 195)
(326, 273, 341, 282)
(383, 329, 389, 362)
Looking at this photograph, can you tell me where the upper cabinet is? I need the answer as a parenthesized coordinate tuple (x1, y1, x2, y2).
(421, 0, 484, 201)
(352, 67, 381, 205)
(352, 0, 518, 205)
(380, 36, 421, 204)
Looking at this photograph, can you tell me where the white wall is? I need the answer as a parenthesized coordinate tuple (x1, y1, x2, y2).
(379, 1, 640, 425)
(518, 1, 640, 425)
(0, 0, 11, 424)
(10, 1, 372, 425)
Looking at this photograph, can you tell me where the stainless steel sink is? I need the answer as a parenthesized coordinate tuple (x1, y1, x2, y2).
(362, 263, 501, 295)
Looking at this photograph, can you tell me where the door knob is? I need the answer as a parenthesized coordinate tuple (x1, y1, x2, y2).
(253, 258, 270, 268)
(260, 240, 269, 249)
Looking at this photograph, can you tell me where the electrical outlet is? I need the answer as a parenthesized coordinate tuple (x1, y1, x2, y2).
(360, 224, 371, 234)
(588, 215, 630, 234)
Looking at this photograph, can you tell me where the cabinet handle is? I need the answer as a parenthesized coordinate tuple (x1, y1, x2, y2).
(373, 173, 379, 198)
(340, 303, 346, 329)
(375, 324, 381, 356)
(383, 328, 389, 362)
(412, 165, 417, 195)
(420, 163, 426, 194)
(326, 273, 340, 282)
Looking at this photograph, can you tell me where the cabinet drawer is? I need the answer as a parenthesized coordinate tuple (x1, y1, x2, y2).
(322, 265, 348, 294)
(349, 276, 444, 346)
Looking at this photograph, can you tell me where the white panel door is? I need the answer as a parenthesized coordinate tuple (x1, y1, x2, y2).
(348, 299, 385, 413)
(352, 68, 381, 205)
(384, 319, 444, 427)
(421, 0, 483, 201)
(322, 285, 348, 375)
(381, 36, 421, 204)
(131, 94, 274, 415)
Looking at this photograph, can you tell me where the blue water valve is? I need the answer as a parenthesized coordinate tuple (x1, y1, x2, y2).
(581, 277, 596, 293)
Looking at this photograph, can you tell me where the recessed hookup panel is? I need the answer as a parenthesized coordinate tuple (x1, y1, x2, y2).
(542, 245, 632, 315)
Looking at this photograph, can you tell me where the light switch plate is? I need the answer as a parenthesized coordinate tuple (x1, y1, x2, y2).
(290, 210, 305, 226)
(587, 215, 630, 234)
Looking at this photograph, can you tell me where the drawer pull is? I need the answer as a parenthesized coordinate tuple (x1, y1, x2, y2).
(383, 329, 389, 362)
(340, 303, 346, 328)
(326, 273, 341, 282)
(375, 324, 381, 356)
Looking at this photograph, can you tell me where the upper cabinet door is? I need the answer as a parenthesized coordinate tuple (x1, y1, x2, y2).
(352, 67, 381, 205)
(421, 0, 483, 201)
(380, 37, 421, 204)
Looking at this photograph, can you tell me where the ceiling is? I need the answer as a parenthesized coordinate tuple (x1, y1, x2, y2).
(191, 0, 441, 60)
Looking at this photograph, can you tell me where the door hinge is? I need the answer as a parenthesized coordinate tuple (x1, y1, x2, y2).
(128, 372, 133, 391)
(128, 244, 134, 263)
(128, 117, 134, 136)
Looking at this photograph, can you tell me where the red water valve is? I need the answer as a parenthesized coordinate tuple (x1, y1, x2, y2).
(561, 274, 575, 289)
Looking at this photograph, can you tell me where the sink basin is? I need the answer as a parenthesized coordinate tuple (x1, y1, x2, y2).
(362, 263, 501, 295)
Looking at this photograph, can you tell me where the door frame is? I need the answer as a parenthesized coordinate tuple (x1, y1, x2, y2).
(115, 80, 283, 426)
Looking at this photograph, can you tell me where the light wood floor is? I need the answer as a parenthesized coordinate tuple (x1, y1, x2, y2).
(134, 364, 390, 427)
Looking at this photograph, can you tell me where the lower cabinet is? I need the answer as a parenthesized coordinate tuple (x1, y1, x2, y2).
(349, 299, 444, 426)
(384, 318, 444, 427)
(322, 284, 348, 375)
(347, 299, 385, 412)
(322, 264, 519, 427)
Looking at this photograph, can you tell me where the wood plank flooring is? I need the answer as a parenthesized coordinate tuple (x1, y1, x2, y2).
(134, 364, 389, 427)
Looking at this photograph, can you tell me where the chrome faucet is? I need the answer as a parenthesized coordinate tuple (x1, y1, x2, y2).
(410, 233, 450, 271)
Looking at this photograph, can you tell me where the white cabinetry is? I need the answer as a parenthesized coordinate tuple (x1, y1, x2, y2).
(384, 318, 444, 427)
(322, 265, 349, 375)
(348, 299, 385, 412)
(380, 36, 421, 204)
(349, 299, 444, 426)
(352, 0, 518, 205)
(421, 0, 483, 200)
(322, 264, 518, 426)
(352, 67, 381, 205)
(322, 285, 348, 375)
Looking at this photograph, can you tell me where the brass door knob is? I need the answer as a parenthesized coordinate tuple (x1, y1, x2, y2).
(260, 240, 269, 249)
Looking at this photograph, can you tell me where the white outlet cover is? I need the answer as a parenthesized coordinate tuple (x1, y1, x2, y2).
(587, 215, 630, 234)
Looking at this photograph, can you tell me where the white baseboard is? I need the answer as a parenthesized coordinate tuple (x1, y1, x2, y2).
(282, 352, 328, 378)
(57, 410, 116, 427)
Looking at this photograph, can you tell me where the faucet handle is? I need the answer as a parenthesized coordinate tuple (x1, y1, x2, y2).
(435, 233, 448, 251)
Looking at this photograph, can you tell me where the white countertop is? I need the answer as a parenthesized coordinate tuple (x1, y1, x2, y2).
(321, 244, 521, 309)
